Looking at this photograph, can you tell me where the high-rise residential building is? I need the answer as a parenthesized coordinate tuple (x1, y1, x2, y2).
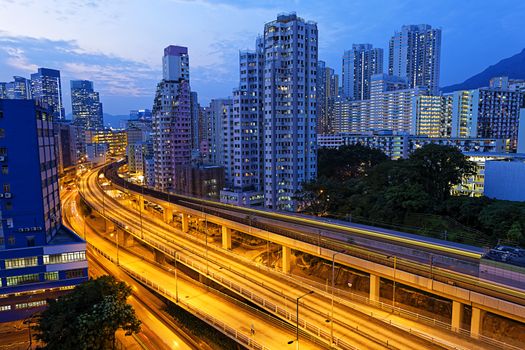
(342, 44, 383, 100)
(316, 61, 339, 134)
(202, 98, 232, 166)
(221, 39, 265, 207)
(0, 77, 32, 100)
(333, 74, 429, 134)
(190, 91, 200, 151)
(0, 99, 88, 321)
(263, 13, 318, 210)
(30, 68, 65, 120)
(412, 94, 452, 137)
(389, 25, 441, 93)
(451, 77, 524, 150)
(54, 121, 84, 173)
(152, 46, 192, 192)
(71, 80, 104, 131)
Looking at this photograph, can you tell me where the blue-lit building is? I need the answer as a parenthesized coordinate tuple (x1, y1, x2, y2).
(71, 80, 104, 131)
(0, 99, 87, 322)
(0, 76, 32, 100)
(30, 68, 65, 121)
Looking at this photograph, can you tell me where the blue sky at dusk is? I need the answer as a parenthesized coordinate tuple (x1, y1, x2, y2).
(1, 0, 524, 115)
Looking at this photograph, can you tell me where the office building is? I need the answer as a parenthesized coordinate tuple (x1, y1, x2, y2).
(71, 80, 104, 131)
(342, 44, 383, 100)
(451, 78, 524, 150)
(85, 129, 127, 157)
(152, 46, 192, 192)
(30, 68, 65, 121)
(0, 99, 87, 322)
(389, 25, 441, 93)
(316, 61, 339, 134)
(262, 13, 318, 210)
(0, 77, 32, 100)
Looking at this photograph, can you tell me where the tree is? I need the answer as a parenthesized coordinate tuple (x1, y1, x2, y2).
(34, 275, 141, 350)
(408, 144, 476, 201)
(506, 221, 524, 244)
(318, 144, 388, 181)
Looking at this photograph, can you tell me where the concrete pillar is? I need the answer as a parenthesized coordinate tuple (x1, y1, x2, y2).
(470, 307, 484, 338)
(118, 230, 133, 247)
(369, 274, 380, 302)
(105, 220, 115, 233)
(221, 226, 232, 250)
(154, 250, 166, 264)
(163, 206, 172, 223)
(138, 195, 145, 210)
(282, 246, 291, 273)
(181, 214, 189, 233)
(451, 301, 463, 332)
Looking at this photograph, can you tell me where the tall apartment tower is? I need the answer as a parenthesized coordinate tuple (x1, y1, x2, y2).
(221, 38, 265, 206)
(202, 99, 233, 166)
(30, 68, 65, 121)
(389, 25, 441, 93)
(263, 13, 318, 210)
(71, 80, 104, 131)
(342, 44, 383, 100)
(0, 99, 88, 321)
(316, 60, 339, 134)
(152, 46, 192, 192)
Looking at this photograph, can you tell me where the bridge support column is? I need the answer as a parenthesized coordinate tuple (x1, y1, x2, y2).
(117, 229, 133, 247)
(470, 307, 484, 338)
(105, 220, 115, 233)
(369, 274, 380, 302)
(181, 214, 189, 233)
(282, 246, 291, 273)
(451, 301, 463, 332)
(154, 250, 166, 264)
(221, 226, 232, 250)
(163, 206, 172, 223)
(138, 195, 145, 210)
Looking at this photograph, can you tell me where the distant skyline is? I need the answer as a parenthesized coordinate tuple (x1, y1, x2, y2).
(1, 0, 524, 115)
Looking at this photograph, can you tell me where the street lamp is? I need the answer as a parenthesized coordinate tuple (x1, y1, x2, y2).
(330, 250, 346, 344)
(387, 255, 397, 306)
(169, 253, 179, 303)
(287, 290, 314, 349)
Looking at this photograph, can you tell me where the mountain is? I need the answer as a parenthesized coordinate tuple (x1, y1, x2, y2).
(442, 48, 525, 93)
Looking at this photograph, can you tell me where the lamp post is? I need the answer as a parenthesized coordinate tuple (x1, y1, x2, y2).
(387, 255, 397, 306)
(330, 250, 346, 344)
(169, 253, 179, 303)
(288, 290, 314, 349)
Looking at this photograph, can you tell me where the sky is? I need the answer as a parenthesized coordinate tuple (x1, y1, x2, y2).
(1, 0, 524, 116)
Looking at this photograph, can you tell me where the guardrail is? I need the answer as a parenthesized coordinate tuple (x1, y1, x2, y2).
(87, 167, 523, 350)
(102, 162, 525, 307)
(87, 243, 271, 350)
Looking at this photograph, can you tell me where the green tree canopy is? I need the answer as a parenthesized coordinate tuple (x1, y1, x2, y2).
(318, 144, 388, 181)
(34, 275, 141, 350)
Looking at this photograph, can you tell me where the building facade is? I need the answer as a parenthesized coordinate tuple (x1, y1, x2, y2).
(152, 46, 192, 192)
(451, 79, 524, 150)
(0, 77, 32, 100)
(342, 44, 383, 100)
(0, 99, 87, 322)
(71, 80, 104, 131)
(412, 94, 452, 137)
(30, 68, 65, 121)
(316, 60, 339, 134)
(263, 13, 318, 210)
(389, 24, 441, 93)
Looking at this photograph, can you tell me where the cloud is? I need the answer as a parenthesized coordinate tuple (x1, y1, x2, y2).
(2, 46, 38, 72)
